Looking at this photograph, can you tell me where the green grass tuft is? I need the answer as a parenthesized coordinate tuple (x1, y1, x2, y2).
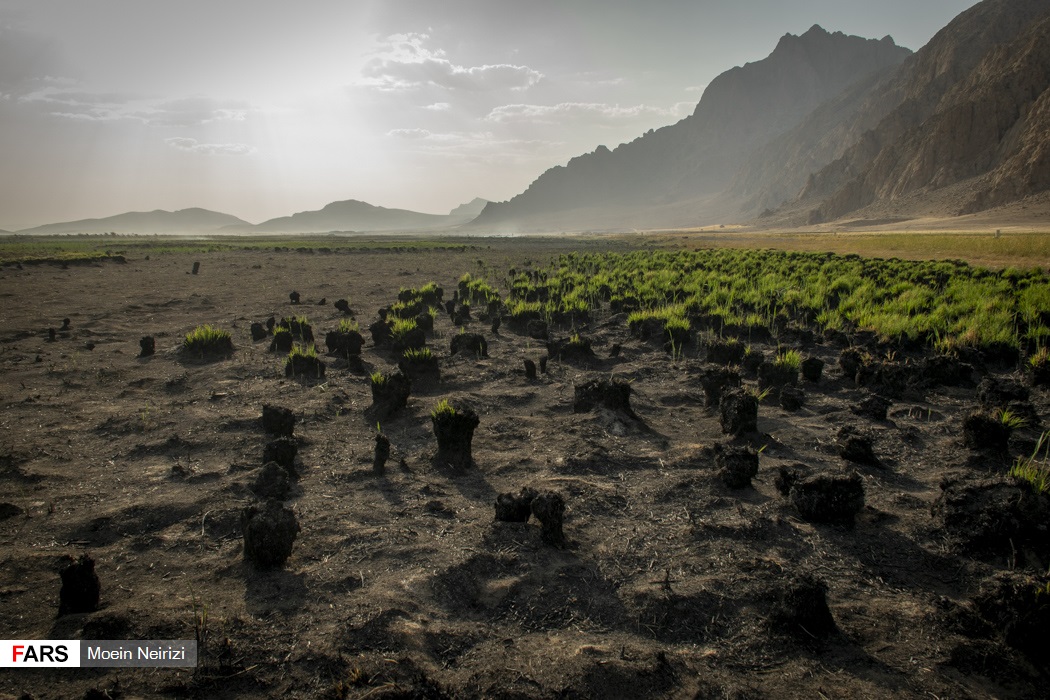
(1009, 431, 1050, 494)
(183, 324, 233, 356)
(431, 398, 456, 418)
(774, 349, 803, 371)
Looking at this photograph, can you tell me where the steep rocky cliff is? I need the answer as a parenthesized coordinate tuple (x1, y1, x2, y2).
(800, 0, 1050, 222)
(472, 26, 909, 230)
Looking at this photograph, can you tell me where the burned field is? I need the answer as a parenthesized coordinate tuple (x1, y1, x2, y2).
(1, 238, 1049, 699)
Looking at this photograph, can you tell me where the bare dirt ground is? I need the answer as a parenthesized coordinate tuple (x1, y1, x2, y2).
(1, 237, 1048, 699)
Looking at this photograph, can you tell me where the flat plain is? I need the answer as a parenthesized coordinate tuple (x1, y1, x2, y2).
(1, 232, 1049, 699)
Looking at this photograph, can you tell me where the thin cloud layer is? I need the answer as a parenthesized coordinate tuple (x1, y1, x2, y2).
(486, 102, 691, 125)
(165, 137, 256, 156)
(360, 33, 542, 92)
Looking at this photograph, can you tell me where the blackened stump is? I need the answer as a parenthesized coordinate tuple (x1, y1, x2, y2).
(573, 378, 635, 417)
(58, 554, 100, 615)
(252, 462, 292, 500)
(775, 464, 809, 497)
(326, 330, 364, 357)
(719, 388, 757, 436)
(971, 571, 1050, 656)
(962, 412, 1011, 454)
(851, 395, 891, 421)
(707, 340, 745, 366)
(263, 437, 298, 478)
(398, 353, 440, 384)
(250, 323, 268, 342)
(526, 319, 549, 340)
(138, 336, 155, 357)
(539, 356, 548, 374)
(771, 574, 837, 639)
(548, 336, 596, 363)
(48, 328, 56, 342)
(531, 490, 566, 546)
(839, 348, 864, 381)
(392, 327, 427, 353)
(523, 359, 537, 380)
(978, 377, 1029, 408)
(265, 316, 276, 333)
(495, 487, 537, 522)
(837, 426, 881, 467)
(415, 312, 435, 334)
(801, 357, 824, 382)
(780, 386, 805, 411)
(261, 404, 295, 437)
(741, 350, 764, 377)
(758, 362, 798, 392)
(491, 316, 501, 334)
(700, 368, 741, 408)
(931, 478, 1050, 560)
(285, 353, 326, 381)
(369, 372, 412, 421)
(789, 472, 865, 523)
(715, 444, 759, 489)
(241, 500, 300, 569)
(450, 333, 487, 358)
(61, 318, 71, 331)
(191, 261, 200, 275)
(369, 319, 392, 347)
(334, 298, 351, 314)
(432, 404, 479, 470)
(270, 331, 293, 353)
(289, 291, 300, 304)
(374, 433, 390, 473)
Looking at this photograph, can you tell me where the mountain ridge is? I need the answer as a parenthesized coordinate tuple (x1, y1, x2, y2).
(13, 198, 489, 235)
(14, 208, 251, 235)
(472, 24, 911, 231)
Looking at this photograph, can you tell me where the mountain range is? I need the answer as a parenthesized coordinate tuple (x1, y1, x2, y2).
(474, 0, 1050, 231)
(9, 0, 1049, 235)
(9, 199, 488, 236)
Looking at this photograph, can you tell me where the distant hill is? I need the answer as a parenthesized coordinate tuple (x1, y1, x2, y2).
(247, 197, 488, 233)
(15, 198, 489, 236)
(16, 208, 250, 235)
(472, 25, 911, 231)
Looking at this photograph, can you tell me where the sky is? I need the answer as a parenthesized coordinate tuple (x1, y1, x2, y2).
(0, 0, 978, 230)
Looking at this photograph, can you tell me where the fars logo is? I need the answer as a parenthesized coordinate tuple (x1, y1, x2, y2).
(1, 640, 81, 667)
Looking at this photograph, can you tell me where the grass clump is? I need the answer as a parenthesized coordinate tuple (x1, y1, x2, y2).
(390, 317, 419, 340)
(338, 318, 360, 333)
(288, 344, 318, 360)
(370, 371, 386, 387)
(774, 349, 803, 371)
(402, 347, 434, 362)
(1009, 432, 1050, 494)
(995, 408, 1028, 430)
(431, 398, 456, 419)
(183, 324, 233, 357)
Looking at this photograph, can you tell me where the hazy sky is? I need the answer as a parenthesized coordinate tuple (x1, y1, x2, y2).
(0, 0, 977, 229)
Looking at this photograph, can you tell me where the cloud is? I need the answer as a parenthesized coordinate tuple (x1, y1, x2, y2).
(360, 33, 542, 92)
(424, 102, 451, 111)
(387, 128, 432, 139)
(19, 89, 253, 126)
(164, 137, 255, 156)
(485, 102, 690, 125)
(381, 128, 559, 165)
